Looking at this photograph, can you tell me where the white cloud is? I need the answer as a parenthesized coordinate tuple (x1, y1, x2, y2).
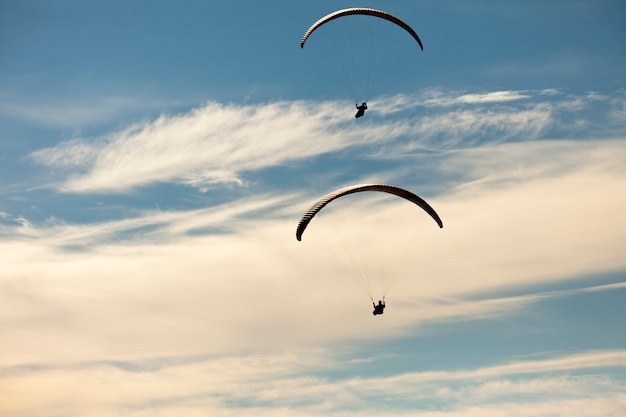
(30, 100, 384, 193)
(27, 90, 625, 195)
(371, 89, 532, 115)
(4, 90, 626, 417)
(3, 137, 626, 368)
(407, 103, 552, 148)
(2, 348, 624, 417)
(25, 90, 587, 194)
(0, 193, 293, 249)
(424, 90, 532, 106)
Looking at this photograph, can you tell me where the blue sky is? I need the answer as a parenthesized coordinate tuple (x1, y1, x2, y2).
(1, 1, 625, 416)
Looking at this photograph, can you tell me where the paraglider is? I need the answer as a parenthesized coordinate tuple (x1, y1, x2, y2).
(296, 11, 433, 316)
(300, 8, 423, 114)
(373, 299, 386, 315)
(355, 102, 368, 118)
(295, 184, 443, 316)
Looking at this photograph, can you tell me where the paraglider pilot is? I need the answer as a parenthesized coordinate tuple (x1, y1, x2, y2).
(355, 102, 368, 118)
(372, 299, 385, 315)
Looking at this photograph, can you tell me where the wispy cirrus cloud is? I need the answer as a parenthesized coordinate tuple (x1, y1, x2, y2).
(30, 100, 373, 193)
(29, 89, 625, 194)
(370, 89, 532, 115)
(0, 87, 192, 129)
(422, 89, 533, 106)
(0, 193, 294, 249)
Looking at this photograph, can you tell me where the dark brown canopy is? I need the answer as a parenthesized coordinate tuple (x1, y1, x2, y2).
(296, 184, 442, 241)
(300, 8, 423, 50)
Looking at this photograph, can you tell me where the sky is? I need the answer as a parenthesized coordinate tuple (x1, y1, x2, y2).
(1, 1, 625, 416)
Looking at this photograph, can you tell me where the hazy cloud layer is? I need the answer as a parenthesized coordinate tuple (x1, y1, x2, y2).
(0, 90, 189, 129)
(3, 136, 626, 364)
(2, 348, 624, 416)
(4, 89, 625, 417)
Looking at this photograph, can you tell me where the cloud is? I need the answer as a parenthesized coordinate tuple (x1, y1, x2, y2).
(2, 348, 624, 417)
(30, 100, 381, 193)
(369, 89, 534, 116)
(29, 89, 622, 194)
(412, 350, 626, 381)
(5, 89, 626, 417)
(0, 91, 189, 129)
(423, 90, 532, 106)
(0, 193, 294, 249)
(3, 135, 626, 368)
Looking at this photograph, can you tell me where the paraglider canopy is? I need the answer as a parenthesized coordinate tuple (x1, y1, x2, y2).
(296, 184, 443, 242)
(300, 8, 423, 51)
